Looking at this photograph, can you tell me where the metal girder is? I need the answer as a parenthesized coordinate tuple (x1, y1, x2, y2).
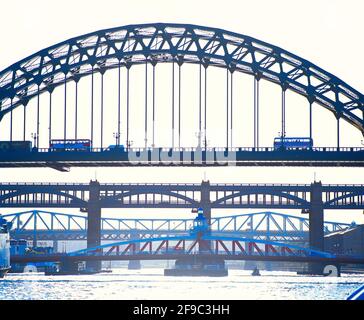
(3, 210, 353, 243)
(1, 182, 364, 209)
(0, 23, 363, 133)
(67, 234, 335, 259)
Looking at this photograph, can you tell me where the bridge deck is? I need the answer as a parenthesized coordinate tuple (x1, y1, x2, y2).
(1, 181, 364, 209)
(10, 253, 364, 265)
(1, 148, 364, 169)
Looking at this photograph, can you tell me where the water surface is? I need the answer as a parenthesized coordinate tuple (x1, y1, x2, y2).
(0, 269, 362, 300)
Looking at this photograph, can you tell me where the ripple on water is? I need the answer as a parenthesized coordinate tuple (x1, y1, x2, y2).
(0, 269, 363, 300)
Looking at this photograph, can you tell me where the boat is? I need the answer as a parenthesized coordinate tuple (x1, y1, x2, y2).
(252, 267, 261, 276)
(0, 216, 12, 279)
(164, 256, 228, 277)
(44, 264, 112, 276)
(10, 241, 59, 273)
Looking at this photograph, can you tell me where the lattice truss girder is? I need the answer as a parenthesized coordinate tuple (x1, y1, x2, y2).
(0, 23, 363, 132)
(4, 210, 352, 237)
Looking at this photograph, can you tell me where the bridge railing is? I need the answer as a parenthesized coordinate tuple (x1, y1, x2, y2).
(1, 182, 364, 187)
(20, 146, 364, 154)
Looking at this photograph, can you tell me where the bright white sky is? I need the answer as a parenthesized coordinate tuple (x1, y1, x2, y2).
(0, 0, 364, 224)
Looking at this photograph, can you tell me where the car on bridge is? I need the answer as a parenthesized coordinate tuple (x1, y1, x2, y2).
(105, 145, 126, 152)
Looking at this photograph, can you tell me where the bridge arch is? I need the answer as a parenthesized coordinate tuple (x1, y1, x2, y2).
(325, 190, 364, 207)
(0, 190, 86, 206)
(213, 190, 309, 207)
(0, 22, 363, 137)
(102, 189, 199, 207)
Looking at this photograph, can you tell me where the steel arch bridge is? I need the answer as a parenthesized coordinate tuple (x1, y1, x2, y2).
(2, 210, 353, 243)
(0, 23, 364, 168)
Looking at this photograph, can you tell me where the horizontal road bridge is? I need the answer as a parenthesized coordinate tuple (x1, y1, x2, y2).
(1, 147, 364, 169)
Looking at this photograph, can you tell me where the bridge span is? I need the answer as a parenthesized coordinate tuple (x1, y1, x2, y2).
(1, 147, 364, 169)
(1, 22, 364, 277)
(0, 23, 363, 169)
(3, 210, 352, 243)
(10, 234, 364, 276)
(2, 180, 364, 273)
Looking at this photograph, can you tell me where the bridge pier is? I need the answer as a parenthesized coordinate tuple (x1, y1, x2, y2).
(200, 180, 211, 252)
(200, 181, 211, 226)
(53, 240, 58, 253)
(86, 180, 102, 272)
(308, 181, 325, 275)
(128, 232, 141, 270)
(59, 258, 80, 274)
(200, 180, 211, 225)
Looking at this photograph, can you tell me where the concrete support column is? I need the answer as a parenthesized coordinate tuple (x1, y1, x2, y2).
(309, 181, 324, 274)
(86, 180, 102, 271)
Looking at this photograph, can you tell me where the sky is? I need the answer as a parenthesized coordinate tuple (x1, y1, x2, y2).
(0, 0, 364, 224)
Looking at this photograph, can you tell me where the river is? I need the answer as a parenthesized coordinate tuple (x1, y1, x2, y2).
(0, 268, 363, 300)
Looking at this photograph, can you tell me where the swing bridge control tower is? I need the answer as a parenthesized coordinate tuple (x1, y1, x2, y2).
(1, 23, 364, 276)
(164, 208, 229, 276)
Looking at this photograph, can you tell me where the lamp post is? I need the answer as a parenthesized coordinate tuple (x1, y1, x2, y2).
(195, 131, 202, 148)
(113, 132, 120, 146)
(31, 133, 38, 149)
(127, 140, 134, 150)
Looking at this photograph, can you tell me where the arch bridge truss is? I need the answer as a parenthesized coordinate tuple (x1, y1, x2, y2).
(0, 23, 364, 168)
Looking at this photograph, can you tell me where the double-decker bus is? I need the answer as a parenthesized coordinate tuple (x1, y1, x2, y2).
(50, 139, 91, 151)
(0, 141, 32, 152)
(274, 137, 313, 150)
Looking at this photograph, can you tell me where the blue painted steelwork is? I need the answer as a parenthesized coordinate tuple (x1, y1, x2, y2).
(0, 23, 363, 168)
(0, 23, 362, 131)
(347, 284, 364, 300)
(0, 181, 363, 209)
(0, 216, 12, 277)
(190, 209, 209, 235)
(8, 212, 364, 266)
(0, 147, 364, 168)
(2, 210, 353, 242)
(67, 234, 334, 258)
